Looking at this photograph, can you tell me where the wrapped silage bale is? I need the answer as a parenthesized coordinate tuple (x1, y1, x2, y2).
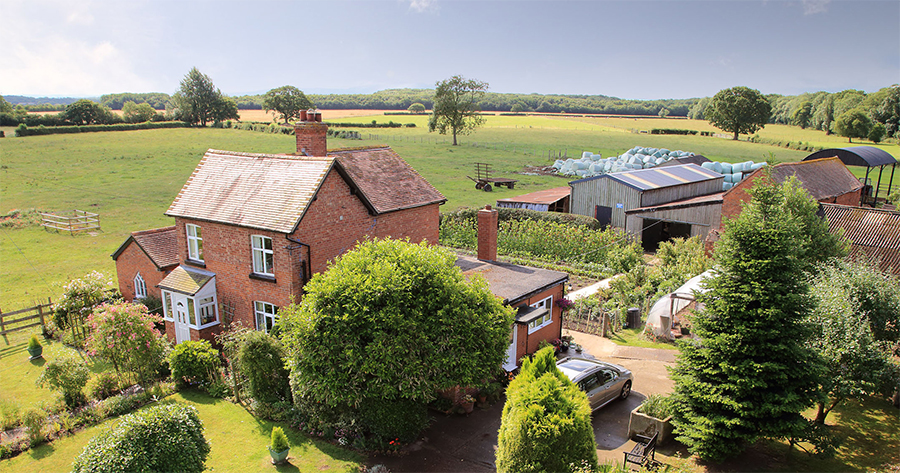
(591, 154, 602, 162)
(582, 151, 593, 159)
(576, 170, 588, 177)
(751, 162, 766, 171)
(655, 157, 666, 166)
(701, 161, 715, 171)
(721, 162, 733, 174)
(643, 162, 654, 169)
(723, 182, 733, 191)
(660, 148, 670, 155)
(713, 162, 723, 174)
(724, 173, 734, 184)
(576, 161, 589, 170)
(733, 171, 743, 182)
(590, 163, 603, 173)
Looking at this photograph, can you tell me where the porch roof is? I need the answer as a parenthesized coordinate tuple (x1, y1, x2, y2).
(158, 265, 215, 296)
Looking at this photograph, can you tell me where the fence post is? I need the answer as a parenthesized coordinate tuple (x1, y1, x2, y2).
(0, 309, 5, 334)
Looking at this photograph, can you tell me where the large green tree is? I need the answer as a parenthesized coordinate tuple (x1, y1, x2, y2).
(705, 86, 772, 140)
(872, 84, 900, 138)
(171, 68, 238, 126)
(428, 75, 488, 145)
(279, 238, 514, 441)
(807, 258, 900, 425)
(0, 95, 12, 113)
(496, 347, 598, 473)
(64, 99, 109, 126)
(670, 176, 846, 462)
(263, 86, 312, 124)
(834, 108, 872, 143)
(792, 101, 813, 129)
(122, 101, 158, 123)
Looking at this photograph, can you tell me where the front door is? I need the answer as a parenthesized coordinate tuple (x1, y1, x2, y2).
(174, 300, 191, 344)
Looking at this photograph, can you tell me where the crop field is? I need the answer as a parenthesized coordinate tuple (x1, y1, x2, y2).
(1, 112, 897, 311)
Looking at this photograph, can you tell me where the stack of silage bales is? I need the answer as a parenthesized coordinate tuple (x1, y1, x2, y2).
(701, 160, 766, 190)
(552, 147, 697, 178)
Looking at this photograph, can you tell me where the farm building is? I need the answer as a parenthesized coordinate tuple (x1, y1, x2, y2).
(569, 164, 723, 249)
(496, 187, 570, 212)
(655, 154, 711, 169)
(456, 206, 568, 371)
(720, 157, 863, 225)
(625, 192, 724, 251)
(820, 203, 900, 276)
(803, 146, 897, 207)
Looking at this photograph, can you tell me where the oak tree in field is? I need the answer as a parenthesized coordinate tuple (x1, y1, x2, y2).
(407, 102, 426, 114)
(122, 101, 158, 123)
(428, 75, 488, 145)
(670, 176, 846, 461)
(279, 238, 514, 442)
(834, 108, 872, 143)
(705, 86, 772, 140)
(263, 86, 313, 124)
(65, 99, 110, 125)
(171, 68, 238, 126)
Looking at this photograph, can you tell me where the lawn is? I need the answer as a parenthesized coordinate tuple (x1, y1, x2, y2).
(2, 114, 897, 311)
(0, 390, 364, 473)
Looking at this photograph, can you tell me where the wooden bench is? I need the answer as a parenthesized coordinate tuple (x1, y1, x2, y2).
(623, 431, 658, 469)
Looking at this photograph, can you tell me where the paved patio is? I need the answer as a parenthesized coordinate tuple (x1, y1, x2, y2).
(369, 330, 676, 472)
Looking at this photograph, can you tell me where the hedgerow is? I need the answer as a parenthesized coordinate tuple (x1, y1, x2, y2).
(13, 121, 189, 137)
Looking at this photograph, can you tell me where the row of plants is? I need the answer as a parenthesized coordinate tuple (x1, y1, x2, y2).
(439, 208, 642, 279)
(648, 128, 698, 135)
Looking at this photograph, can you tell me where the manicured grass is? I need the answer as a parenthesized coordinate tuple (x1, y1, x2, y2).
(0, 328, 111, 413)
(606, 327, 679, 351)
(0, 390, 364, 473)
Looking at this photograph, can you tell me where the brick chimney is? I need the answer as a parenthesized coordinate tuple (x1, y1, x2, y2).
(293, 110, 327, 156)
(477, 205, 498, 262)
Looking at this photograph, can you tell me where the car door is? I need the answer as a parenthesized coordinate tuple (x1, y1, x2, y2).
(579, 374, 604, 410)
(597, 368, 621, 406)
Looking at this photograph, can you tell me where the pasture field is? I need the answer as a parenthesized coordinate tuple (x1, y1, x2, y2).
(1, 113, 898, 310)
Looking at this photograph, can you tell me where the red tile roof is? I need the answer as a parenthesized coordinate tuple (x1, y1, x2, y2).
(165, 147, 445, 233)
(111, 226, 178, 269)
(331, 147, 446, 214)
(496, 187, 570, 205)
(732, 157, 862, 201)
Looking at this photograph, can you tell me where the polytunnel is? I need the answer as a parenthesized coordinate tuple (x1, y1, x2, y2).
(645, 269, 714, 340)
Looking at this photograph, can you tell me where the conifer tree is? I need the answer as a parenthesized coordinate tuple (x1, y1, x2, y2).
(670, 176, 845, 461)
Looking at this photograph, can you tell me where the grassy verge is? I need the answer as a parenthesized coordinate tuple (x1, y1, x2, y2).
(606, 327, 679, 351)
(0, 390, 364, 472)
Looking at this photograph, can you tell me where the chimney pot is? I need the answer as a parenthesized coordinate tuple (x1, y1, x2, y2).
(300, 110, 308, 121)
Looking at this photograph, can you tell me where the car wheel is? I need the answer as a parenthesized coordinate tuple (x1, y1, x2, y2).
(620, 381, 631, 400)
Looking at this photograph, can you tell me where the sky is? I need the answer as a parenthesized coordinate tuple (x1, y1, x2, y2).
(1, 0, 898, 100)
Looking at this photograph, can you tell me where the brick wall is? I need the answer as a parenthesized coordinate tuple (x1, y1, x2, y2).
(294, 122, 328, 157)
(113, 242, 172, 302)
(477, 205, 498, 261)
(172, 169, 440, 331)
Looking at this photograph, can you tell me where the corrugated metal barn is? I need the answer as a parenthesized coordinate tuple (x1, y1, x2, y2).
(570, 163, 723, 233)
(496, 187, 571, 213)
(625, 192, 724, 250)
(820, 203, 900, 275)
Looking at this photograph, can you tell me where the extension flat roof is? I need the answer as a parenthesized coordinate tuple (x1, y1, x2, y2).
(804, 146, 898, 168)
(496, 187, 570, 205)
(570, 164, 722, 192)
(455, 254, 568, 306)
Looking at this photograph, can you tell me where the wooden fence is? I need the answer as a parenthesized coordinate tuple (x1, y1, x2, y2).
(562, 306, 615, 338)
(0, 299, 52, 336)
(41, 210, 100, 234)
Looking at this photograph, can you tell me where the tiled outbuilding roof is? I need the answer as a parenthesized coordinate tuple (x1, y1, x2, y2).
(111, 226, 178, 269)
(166, 147, 445, 234)
(821, 203, 900, 275)
(496, 187, 571, 205)
(734, 157, 862, 201)
(331, 147, 446, 214)
(455, 254, 568, 306)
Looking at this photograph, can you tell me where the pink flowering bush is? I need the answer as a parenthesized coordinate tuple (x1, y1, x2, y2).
(85, 302, 168, 386)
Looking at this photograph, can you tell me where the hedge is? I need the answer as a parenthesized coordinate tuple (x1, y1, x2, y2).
(649, 128, 698, 135)
(14, 121, 189, 137)
(441, 207, 602, 230)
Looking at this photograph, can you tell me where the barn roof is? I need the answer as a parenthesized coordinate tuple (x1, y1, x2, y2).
(803, 146, 898, 168)
(166, 147, 445, 234)
(731, 157, 862, 201)
(655, 155, 712, 168)
(570, 164, 722, 192)
(111, 226, 179, 270)
(455, 254, 568, 306)
(496, 187, 570, 205)
(625, 192, 725, 214)
(821, 203, 900, 275)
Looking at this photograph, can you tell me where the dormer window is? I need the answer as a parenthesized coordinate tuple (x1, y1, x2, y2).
(186, 224, 203, 262)
(251, 235, 274, 276)
(134, 273, 147, 299)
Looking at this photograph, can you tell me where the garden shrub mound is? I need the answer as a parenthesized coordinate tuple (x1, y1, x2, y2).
(72, 403, 210, 473)
(238, 330, 291, 403)
(169, 340, 221, 387)
(496, 347, 598, 473)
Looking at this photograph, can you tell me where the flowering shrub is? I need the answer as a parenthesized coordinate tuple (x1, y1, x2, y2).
(556, 298, 574, 310)
(53, 271, 117, 330)
(85, 302, 167, 386)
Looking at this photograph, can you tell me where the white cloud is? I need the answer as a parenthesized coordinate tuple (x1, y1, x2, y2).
(66, 11, 95, 25)
(407, 0, 438, 13)
(0, 38, 155, 96)
(801, 0, 830, 15)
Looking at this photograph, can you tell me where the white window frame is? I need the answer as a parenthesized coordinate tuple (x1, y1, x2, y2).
(254, 301, 278, 334)
(197, 295, 219, 328)
(162, 290, 174, 321)
(186, 224, 203, 262)
(133, 273, 147, 299)
(527, 295, 553, 333)
(251, 235, 274, 276)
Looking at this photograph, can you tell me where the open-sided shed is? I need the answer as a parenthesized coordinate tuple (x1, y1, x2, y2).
(496, 187, 570, 212)
(803, 146, 897, 206)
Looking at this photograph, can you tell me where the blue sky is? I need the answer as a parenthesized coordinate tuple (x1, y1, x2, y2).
(1, 0, 898, 99)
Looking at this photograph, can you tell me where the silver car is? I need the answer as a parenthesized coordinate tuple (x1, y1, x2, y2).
(556, 357, 633, 411)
